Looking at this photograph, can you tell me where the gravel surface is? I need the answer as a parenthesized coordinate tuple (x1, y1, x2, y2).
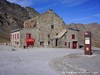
(0, 45, 82, 75)
(49, 52, 100, 75)
(0, 45, 99, 75)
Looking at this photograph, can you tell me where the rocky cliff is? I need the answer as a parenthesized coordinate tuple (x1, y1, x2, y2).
(0, 0, 39, 42)
(68, 23, 100, 47)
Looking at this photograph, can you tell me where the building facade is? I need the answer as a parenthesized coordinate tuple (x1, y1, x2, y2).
(11, 29, 20, 47)
(10, 10, 79, 49)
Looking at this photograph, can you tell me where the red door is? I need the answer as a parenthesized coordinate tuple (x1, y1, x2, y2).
(73, 41, 77, 49)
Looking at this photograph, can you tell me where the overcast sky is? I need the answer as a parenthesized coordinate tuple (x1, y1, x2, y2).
(7, 0, 100, 24)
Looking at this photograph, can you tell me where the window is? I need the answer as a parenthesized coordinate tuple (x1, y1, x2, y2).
(15, 34, 16, 39)
(51, 25, 54, 29)
(26, 33, 31, 38)
(17, 34, 19, 39)
(13, 34, 14, 39)
(48, 34, 50, 38)
(64, 42, 67, 46)
(29, 34, 31, 38)
(72, 34, 75, 39)
(56, 33, 58, 35)
(16, 42, 19, 45)
(40, 41, 44, 46)
(48, 41, 50, 45)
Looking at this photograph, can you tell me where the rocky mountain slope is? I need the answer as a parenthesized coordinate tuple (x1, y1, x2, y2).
(68, 23, 100, 47)
(0, 0, 100, 48)
(0, 0, 39, 42)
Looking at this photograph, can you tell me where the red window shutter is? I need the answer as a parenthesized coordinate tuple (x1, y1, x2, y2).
(65, 42, 67, 46)
(72, 34, 75, 39)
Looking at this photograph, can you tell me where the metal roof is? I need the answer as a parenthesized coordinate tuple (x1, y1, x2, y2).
(11, 29, 20, 33)
(54, 29, 67, 38)
(68, 28, 79, 31)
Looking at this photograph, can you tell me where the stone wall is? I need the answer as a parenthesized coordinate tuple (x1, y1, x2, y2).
(20, 9, 79, 48)
(24, 18, 37, 28)
(64, 29, 79, 48)
(36, 10, 66, 47)
(20, 28, 40, 47)
(23, 9, 66, 47)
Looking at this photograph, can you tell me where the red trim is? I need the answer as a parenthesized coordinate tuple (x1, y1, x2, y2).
(64, 42, 67, 46)
(72, 34, 75, 39)
(17, 34, 19, 39)
(73, 41, 77, 49)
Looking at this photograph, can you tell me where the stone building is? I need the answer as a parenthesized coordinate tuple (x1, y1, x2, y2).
(10, 9, 79, 49)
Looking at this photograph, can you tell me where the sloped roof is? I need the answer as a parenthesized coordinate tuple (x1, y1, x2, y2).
(68, 28, 79, 31)
(54, 29, 67, 39)
(11, 29, 20, 33)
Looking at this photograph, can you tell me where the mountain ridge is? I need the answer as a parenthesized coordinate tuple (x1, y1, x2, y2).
(0, 0, 100, 48)
(0, 0, 39, 42)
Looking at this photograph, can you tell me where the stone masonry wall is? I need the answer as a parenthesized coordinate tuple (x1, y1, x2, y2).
(35, 10, 66, 47)
(20, 28, 40, 47)
(23, 9, 66, 47)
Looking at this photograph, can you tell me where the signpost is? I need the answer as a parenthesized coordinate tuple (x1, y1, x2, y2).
(84, 32, 92, 55)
